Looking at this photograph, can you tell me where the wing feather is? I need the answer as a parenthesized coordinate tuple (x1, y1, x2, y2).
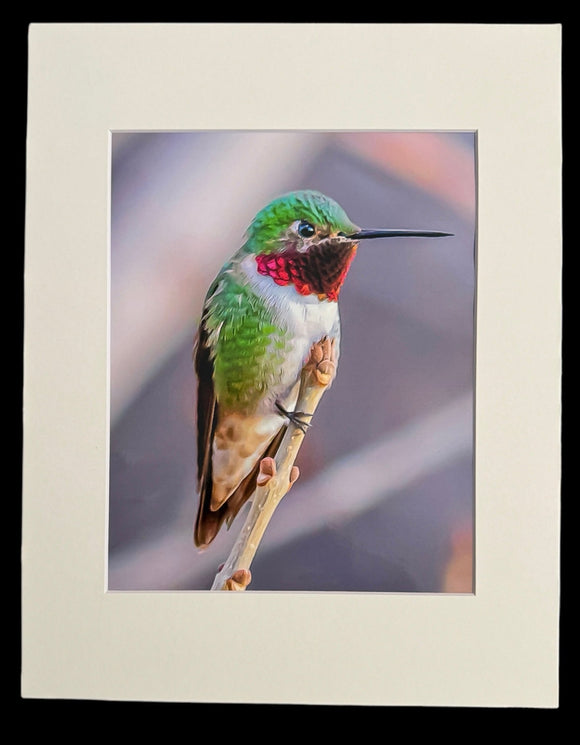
(193, 318, 220, 548)
(193, 313, 288, 548)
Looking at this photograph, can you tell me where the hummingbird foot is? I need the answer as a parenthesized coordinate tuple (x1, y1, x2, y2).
(275, 401, 313, 434)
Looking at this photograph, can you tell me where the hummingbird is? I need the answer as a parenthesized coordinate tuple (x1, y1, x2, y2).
(193, 190, 451, 548)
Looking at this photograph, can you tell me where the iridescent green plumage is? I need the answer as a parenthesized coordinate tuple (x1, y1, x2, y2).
(202, 269, 290, 411)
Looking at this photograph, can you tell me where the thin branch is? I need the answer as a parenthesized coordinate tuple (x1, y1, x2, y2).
(210, 337, 336, 591)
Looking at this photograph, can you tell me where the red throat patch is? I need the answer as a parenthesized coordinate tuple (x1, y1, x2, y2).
(255, 242, 357, 302)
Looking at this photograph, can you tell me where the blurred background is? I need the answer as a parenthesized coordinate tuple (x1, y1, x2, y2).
(108, 131, 476, 593)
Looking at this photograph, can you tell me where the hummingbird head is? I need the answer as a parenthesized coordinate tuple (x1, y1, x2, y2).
(244, 190, 452, 301)
(245, 190, 359, 255)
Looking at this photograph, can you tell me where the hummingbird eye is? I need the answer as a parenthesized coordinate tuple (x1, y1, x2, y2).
(297, 221, 315, 238)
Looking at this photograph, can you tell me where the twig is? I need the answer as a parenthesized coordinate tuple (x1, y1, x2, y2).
(210, 337, 336, 591)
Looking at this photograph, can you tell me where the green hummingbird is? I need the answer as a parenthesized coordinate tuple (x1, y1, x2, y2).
(193, 190, 451, 548)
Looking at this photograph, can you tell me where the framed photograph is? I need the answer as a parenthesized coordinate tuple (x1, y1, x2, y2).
(23, 24, 561, 706)
(108, 129, 476, 594)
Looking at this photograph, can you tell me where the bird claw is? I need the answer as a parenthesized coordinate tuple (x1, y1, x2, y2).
(275, 401, 313, 433)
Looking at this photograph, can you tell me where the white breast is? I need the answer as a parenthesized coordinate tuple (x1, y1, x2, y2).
(240, 254, 341, 408)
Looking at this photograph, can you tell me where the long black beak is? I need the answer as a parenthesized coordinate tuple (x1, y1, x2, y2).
(348, 229, 453, 240)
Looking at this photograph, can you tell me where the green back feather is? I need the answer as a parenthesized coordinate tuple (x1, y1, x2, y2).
(203, 271, 290, 411)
